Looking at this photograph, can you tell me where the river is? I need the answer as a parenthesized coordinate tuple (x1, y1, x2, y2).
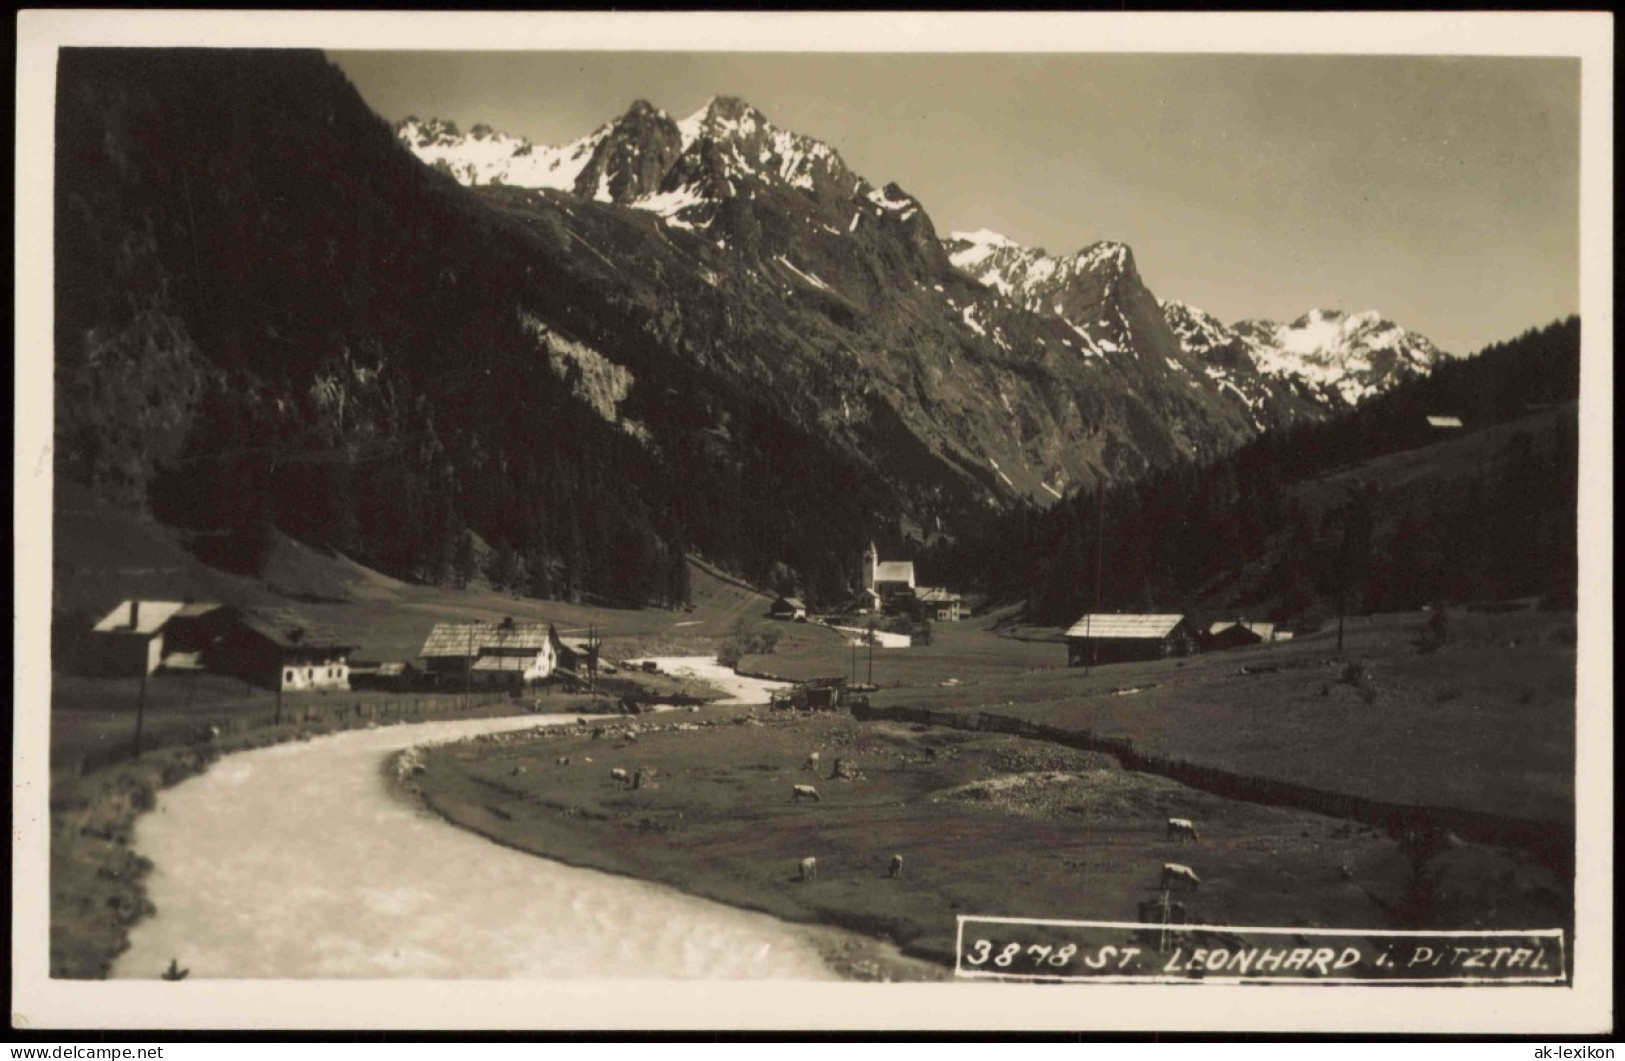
(112, 659, 839, 979)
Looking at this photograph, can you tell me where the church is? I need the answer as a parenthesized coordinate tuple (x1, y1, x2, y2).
(859, 542, 915, 613)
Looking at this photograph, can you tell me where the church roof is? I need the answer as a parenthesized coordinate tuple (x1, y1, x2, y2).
(874, 561, 915, 583)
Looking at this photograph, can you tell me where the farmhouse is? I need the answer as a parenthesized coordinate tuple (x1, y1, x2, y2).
(915, 586, 963, 622)
(1206, 620, 1279, 651)
(1065, 613, 1201, 666)
(213, 607, 356, 691)
(861, 542, 916, 613)
(421, 618, 556, 690)
(88, 600, 186, 676)
(770, 596, 808, 621)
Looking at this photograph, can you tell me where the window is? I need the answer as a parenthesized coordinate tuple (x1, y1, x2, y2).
(285, 669, 294, 683)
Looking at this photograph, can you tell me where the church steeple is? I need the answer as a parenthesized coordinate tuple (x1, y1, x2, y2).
(864, 541, 879, 591)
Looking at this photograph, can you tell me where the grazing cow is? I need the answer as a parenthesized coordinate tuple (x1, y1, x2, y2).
(610, 767, 630, 788)
(888, 854, 904, 879)
(802, 752, 821, 772)
(791, 784, 822, 803)
(798, 856, 818, 882)
(1167, 817, 1200, 843)
(555, 756, 571, 767)
(1161, 863, 1201, 890)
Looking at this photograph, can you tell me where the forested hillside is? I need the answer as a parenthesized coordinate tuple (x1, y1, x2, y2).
(55, 49, 915, 606)
(920, 317, 1581, 624)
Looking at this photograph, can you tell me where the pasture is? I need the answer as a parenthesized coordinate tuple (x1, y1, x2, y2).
(744, 608, 1577, 826)
(415, 707, 1569, 975)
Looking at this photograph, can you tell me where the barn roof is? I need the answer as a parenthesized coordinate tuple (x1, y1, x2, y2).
(1065, 614, 1189, 640)
(1208, 620, 1276, 640)
(916, 586, 960, 603)
(775, 596, 807, 609)
(235, 607, 355, 652)
(1427, 415, 1464, 429)
(874, 561, 915, 583)
(93, 600, 186, 636)
(421, 621, 552, 659)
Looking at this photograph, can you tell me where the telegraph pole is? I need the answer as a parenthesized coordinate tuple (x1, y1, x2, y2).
(866, 620, 875, 685)
(133, 664, 148, 757)
(1088, 485, 1105, 675)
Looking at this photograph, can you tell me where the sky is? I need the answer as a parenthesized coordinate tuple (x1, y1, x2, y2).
(331, 50, 1581, 357)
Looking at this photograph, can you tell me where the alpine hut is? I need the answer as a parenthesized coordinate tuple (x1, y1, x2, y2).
(1065, 613, 1201, 666)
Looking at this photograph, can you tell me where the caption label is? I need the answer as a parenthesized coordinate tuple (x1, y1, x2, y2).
(955, 916, 1565, 984)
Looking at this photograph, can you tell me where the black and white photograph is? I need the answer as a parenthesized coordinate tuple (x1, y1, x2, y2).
(13, 10, 1613, 1035)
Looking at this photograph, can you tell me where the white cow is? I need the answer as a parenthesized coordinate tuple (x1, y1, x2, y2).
(1161, 863, 1201, 889)
(791, 784, 822, 803)
(1167, 817, 1200, 843)
(610, 767, 630, 788)
(888, 854, 904, 879)
(798, 856, 818, 882)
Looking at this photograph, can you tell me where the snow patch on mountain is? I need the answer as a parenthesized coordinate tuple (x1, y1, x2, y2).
(396, 117, 605, 191)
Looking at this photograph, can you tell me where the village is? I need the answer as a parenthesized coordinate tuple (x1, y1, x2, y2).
(63, 537, 1296, 749)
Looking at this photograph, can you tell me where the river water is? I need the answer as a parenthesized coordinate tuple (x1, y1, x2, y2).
(112, 659, 837, 980)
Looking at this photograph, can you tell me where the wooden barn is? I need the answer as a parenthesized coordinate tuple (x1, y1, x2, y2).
(770, 596, 808, 621)
(1065, 613, 1201, 666)
(213, 607, 356, 691)
(420, 618, 555, 690)
(1205, 620, 1278, 651)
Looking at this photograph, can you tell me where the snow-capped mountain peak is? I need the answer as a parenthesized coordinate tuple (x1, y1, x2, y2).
(1164, 301, 1450, 408)
(393, 115, 608, 192)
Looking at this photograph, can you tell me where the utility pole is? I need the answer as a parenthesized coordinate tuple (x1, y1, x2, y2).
(866, 620, 875, 685)
(851, 636, 857, 685)
(465, 623, 474, 711)
(1088, 485, 1105, 676)
(133, 663, 148, 757)
(1337, 510, 1351, 654)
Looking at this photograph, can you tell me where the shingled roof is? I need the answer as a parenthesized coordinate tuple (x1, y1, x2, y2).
(1065, 614, 1189, 640)
(92, 600, 186, 636)
(420, 620, 553, 659)
(1208, 620, 1276, 640)
(235, 607, 355, 652)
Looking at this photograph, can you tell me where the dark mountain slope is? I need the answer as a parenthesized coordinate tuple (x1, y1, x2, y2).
(920, 317, 1580, 624)
(55, 49, 915, 603)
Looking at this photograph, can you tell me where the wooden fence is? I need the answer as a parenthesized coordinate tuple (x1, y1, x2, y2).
(851, 701, 1573, 871)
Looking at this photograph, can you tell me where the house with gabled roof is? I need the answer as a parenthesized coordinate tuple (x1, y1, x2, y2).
(915, 586, 963, 622)
(1206, 619, 1279, 651)
(420, 617, 556, 690)
(1065, 613, 1201, 666)
(212, 606, 356, 691)
(89, 600, 187, 676)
